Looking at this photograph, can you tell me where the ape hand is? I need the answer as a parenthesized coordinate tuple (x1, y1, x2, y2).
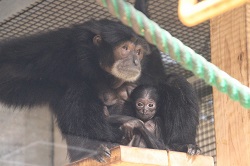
(92, 144, 111, 163)
(187, 144, 201, 155)
(120, 119, 144, 140)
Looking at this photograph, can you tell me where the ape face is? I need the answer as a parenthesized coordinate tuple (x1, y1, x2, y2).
(93, 35, 150, 82)
(110, 41, 144, 82)
(135, 96, 157, 121)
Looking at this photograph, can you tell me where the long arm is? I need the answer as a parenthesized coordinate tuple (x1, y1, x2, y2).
(108, 115, 166, 150)
(134, 0, 149, 18)
(51, 84, 122, 162)
(0, 27, 82, 107)
(158, 74, 200, 154)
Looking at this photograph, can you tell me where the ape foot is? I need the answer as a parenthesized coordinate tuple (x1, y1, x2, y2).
(92, 144, 111, 163)
(187, 144, 201, 155)
(169, 143, 201, 155)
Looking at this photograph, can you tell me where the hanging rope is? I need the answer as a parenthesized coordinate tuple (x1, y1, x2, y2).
(96, 0, 250, 109)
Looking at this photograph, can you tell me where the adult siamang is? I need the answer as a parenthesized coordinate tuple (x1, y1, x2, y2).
(0, 0, 200, 162)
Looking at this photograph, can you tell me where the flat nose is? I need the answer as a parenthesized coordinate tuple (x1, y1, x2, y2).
(142, 108, 148, 114)
(133, 53, 139, 66)
(133, 59, 139, 66)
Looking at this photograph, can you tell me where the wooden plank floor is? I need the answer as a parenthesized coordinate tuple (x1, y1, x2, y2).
(68, 146, 214, 166)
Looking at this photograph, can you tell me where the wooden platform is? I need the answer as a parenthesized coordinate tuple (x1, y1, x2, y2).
(68, 146, 214, 166)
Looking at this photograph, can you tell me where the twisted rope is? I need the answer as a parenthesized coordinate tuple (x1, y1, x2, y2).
(96, 0, 250, 109)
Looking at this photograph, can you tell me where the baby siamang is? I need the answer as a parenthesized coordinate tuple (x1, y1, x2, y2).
(124, 85, 165, 148)
(107, 84, 200, 155)
(108, 85, 166, 150)
(0, 0, 200, 162)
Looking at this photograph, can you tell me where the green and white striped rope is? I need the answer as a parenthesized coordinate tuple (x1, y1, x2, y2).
(96, 0, 250, 109)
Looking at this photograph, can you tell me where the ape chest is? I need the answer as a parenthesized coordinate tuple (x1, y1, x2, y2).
(98, 83, 136, 106)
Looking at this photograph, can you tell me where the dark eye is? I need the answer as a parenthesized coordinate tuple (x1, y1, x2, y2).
(148, 103, 154, 108)
(137, 102, 143, 107)
(136, 49, 141, 55)
(122, 45, 128, 50)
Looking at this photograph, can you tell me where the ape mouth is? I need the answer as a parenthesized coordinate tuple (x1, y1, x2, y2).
(139, 113, 150, 116)
(137, 113, 154, 121)
(111, 65, 141, 82)
(113, 70, 140, 82)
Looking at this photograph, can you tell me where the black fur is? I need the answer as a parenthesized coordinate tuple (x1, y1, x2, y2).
(134, 0, 199, 153)
(0, 19, 143, 161)
(0, 0, 200, 162)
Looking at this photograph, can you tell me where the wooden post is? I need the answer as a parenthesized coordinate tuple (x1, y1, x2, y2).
(210, 4, 250, 166)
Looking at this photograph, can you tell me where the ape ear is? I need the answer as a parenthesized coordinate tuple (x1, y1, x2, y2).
(93, 35, 102, 46)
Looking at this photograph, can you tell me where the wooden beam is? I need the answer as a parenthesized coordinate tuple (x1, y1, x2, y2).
(68, 146, 214, 166)
(210, 4, 250, 166)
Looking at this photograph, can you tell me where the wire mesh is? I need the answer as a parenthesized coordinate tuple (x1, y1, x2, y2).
(0, 0, 215, 165)
(193, 79, 216, 164)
